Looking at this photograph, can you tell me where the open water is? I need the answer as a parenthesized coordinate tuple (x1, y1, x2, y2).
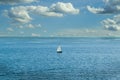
(0, 37, 120, 80)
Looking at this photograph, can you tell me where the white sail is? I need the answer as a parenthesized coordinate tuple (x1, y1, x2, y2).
(57, 45, 62, 53)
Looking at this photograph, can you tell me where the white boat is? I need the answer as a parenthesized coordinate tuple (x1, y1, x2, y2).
(57, 45, 62, 53)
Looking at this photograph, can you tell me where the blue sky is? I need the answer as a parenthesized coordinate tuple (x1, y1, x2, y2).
(0, 0, 120, 37)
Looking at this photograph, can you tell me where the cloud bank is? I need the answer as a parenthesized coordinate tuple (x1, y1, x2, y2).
(54, 29, 116, 37)
(102, 14, 120, 31)
(4, 2, 79, 24)
(0, 0, 37, 5)
(87, 0, 120, 14)
(87, 0, 120, 31)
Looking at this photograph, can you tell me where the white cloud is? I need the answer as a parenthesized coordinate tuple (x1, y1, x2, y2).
(26, 6, 63, 17)
(27, 24, 35, 28)
(104, 0, 120, 6)
(87, 0, 120, 14)
(0, 0, 37, 5)
(102, 15, 120, 31)
(4, 2, 79, 23)
(104, 25, 120, 31)
(40, 12, 63, 17)
(7, 28, 14, 32)
(87, 0, 120, 31)
(4, 7, 32, 23)
(31, 33, 40, 37)
(51, 2, 79, 14)
(87, 6, 105, 14)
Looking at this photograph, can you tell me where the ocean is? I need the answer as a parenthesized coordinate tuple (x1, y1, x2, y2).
(0, 37, 120, 80)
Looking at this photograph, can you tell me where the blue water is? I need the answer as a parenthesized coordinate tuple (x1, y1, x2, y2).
(0, 37, 120, 80)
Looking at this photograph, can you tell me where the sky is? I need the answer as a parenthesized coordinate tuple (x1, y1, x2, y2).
(0, 0, 120, 37)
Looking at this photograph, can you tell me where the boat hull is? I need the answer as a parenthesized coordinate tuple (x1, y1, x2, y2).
(57, 51, 62, 53)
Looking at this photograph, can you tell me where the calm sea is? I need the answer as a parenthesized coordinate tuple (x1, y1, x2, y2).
(0, 37, 120, 80)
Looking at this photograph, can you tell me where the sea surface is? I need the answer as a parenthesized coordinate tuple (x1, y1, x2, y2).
(0, 37, 120, 80)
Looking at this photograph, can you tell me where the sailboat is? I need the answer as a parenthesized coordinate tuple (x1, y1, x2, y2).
(57, 45, 62, 53)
